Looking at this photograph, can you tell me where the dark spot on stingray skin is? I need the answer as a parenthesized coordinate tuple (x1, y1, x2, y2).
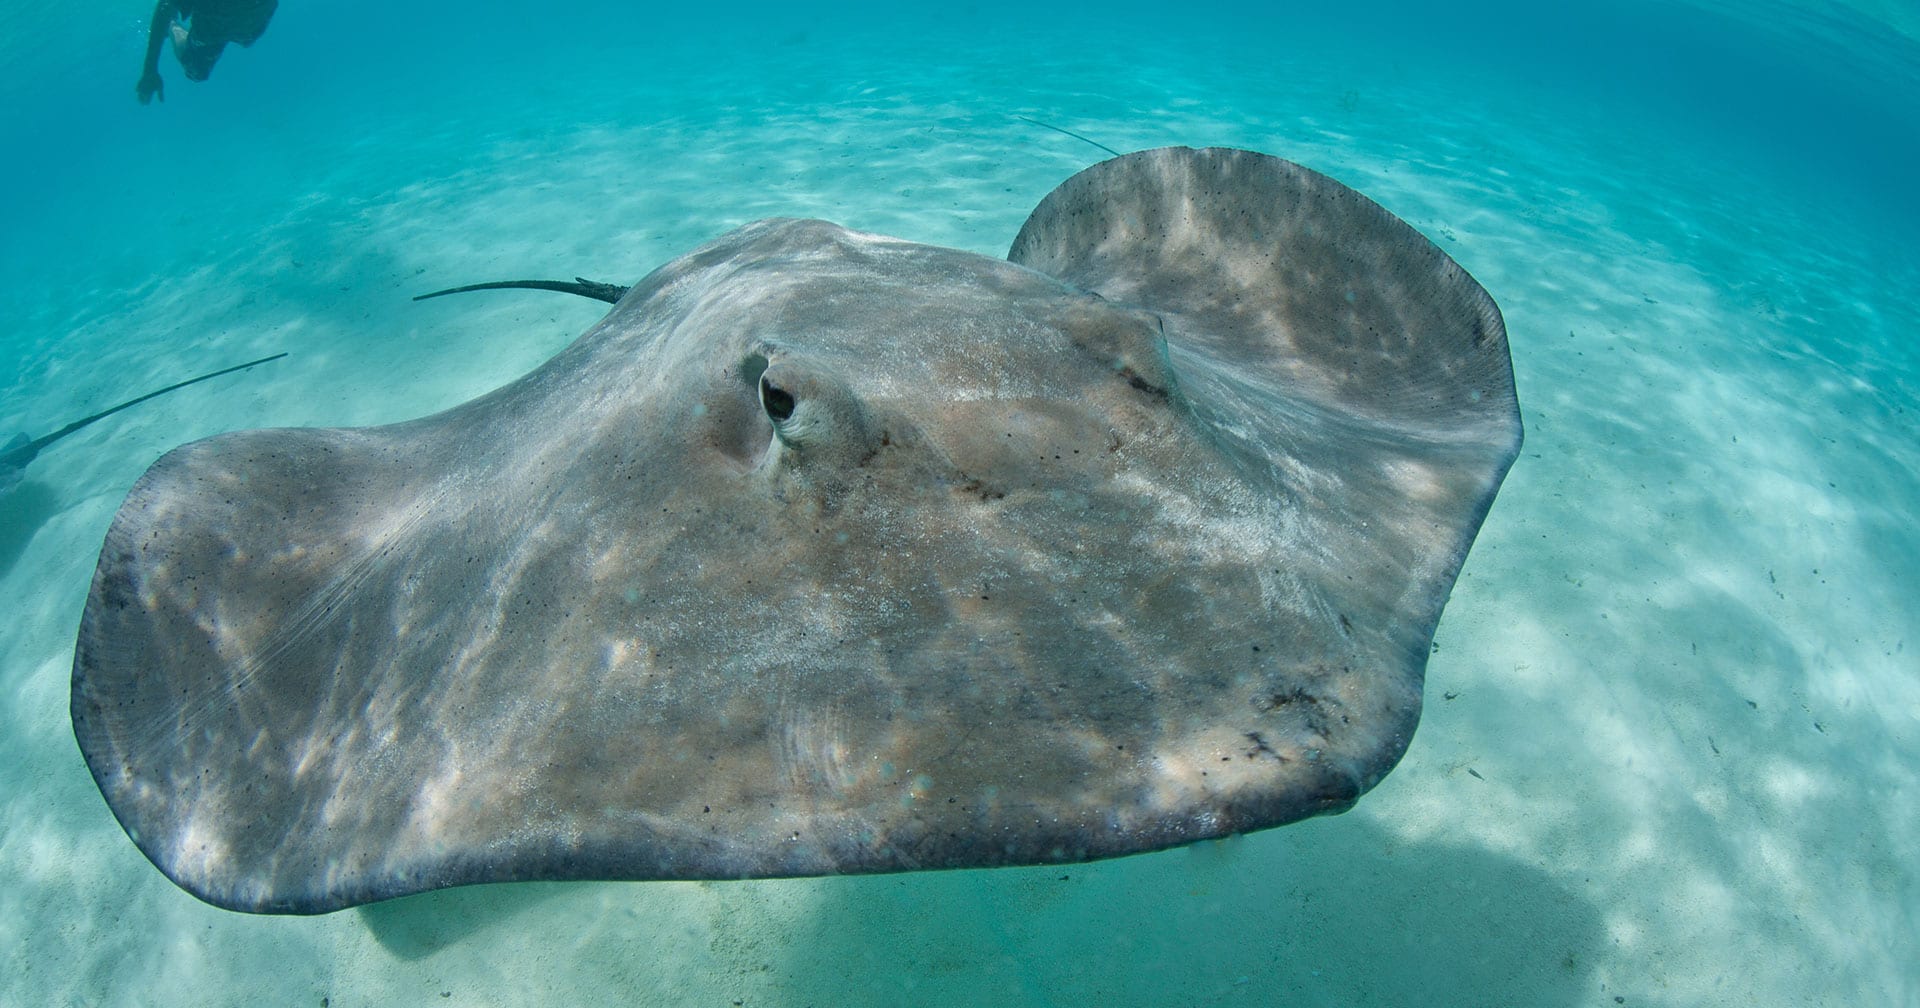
(1118, 366, 1169, 398)
(1243, 732, 1283, 761)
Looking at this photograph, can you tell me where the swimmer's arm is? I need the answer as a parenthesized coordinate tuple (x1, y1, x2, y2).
(137, 0, 178, 103)
(140, 0, 178, 74)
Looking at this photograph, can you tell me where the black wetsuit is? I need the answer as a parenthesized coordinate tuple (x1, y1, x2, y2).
(138, 0, 278, 102)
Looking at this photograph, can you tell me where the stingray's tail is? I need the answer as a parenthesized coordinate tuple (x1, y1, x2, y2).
(411, 278, 629, 305)
(1016, 115, 1123, 159)
(18, 352, 289, 460)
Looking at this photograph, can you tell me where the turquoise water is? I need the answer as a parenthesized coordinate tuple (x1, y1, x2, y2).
(4, 1, 1917, 1004)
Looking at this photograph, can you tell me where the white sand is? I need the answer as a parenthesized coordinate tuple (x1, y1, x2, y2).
(2, 3, 1914, 1005)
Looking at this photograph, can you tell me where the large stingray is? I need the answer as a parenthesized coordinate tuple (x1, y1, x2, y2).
(72, 147, 1521, 914)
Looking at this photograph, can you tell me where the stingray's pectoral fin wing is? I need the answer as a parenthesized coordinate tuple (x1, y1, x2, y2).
(72, 424, 463, 913)
(1011, 145, 1523, 753)
(1010, 147, 1520, 456)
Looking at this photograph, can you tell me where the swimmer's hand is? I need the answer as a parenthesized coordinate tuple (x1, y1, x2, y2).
(138, 70, 164, 105)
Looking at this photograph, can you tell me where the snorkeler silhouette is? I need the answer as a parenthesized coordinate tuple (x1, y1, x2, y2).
(136, 0, 279, 104)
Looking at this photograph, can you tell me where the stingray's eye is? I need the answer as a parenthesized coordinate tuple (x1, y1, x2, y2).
(760, 377, 797, 424)
(750, 360, 878, 470)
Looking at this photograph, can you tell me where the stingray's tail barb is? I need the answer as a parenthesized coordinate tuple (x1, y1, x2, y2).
(411, 278, 629, 305)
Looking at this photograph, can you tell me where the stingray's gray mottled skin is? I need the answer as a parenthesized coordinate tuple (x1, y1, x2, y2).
(1, 353, 286, 496)
(72, 147, 1521, 914)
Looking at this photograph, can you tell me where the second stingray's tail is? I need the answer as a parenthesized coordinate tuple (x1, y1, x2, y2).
(13, 352, 289, 463)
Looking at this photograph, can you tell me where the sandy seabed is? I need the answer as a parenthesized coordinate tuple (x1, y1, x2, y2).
(2, 4, 1914, 1006)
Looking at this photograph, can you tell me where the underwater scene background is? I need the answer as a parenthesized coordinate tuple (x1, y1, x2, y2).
(2, 1, 1916, 1004)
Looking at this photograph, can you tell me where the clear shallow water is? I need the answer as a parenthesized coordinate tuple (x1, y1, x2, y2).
(2, 2, 1916, 1005)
